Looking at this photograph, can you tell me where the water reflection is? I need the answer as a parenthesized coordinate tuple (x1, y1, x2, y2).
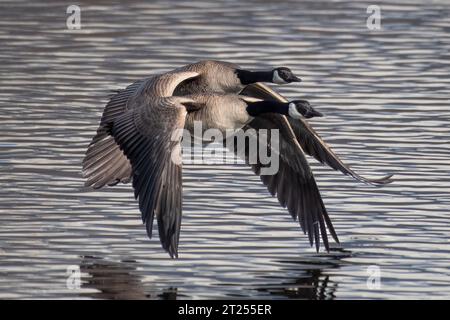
(257, 269, 336, 300)
(80, 256, 178, 300)
(1, 0, 450, 299)
(79, 253, 345, 300)
(255, 249, 349, 299)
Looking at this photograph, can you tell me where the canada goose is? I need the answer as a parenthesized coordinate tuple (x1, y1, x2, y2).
(87, 71, 320, 258)
(172, 60, 301, 96)
(184, 94, 321, 142)
(83, 61, 393, 258)
(83, 60, 301, 189)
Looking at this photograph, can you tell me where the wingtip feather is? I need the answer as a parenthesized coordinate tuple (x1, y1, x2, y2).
(364, 173, 394, 186)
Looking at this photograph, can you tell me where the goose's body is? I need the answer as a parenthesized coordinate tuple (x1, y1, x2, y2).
(173, 60, 301, 95)
(82, 60, 392, 258)
(173, 60, 243, 95)
(184, 93, 256, 137)
(83, 61, 300, 189)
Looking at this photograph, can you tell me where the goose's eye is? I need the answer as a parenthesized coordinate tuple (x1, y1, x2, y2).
(279, 70, 290, 80)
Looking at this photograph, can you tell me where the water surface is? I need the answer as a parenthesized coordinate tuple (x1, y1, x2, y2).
(0, 0, 449, 299)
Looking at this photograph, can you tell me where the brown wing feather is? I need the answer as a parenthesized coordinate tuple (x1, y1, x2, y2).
(82, 80, 143, 188)
(228, 117, 338, 251)
(109, 97, 189, 258)
(83, 72, 201, 189)
(240, 82, 393, 185)
(233, 82, 393, 250)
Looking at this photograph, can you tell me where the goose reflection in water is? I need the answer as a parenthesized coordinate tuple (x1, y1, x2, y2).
(254, 249, 349, 300)
(79, 256, 178, 300)
(78, 252, 347, 300)
(256, 267, 338, 300)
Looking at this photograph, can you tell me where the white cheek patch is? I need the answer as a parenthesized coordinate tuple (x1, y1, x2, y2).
(288, 102, 303, 119)
(272, 70, 288, 84)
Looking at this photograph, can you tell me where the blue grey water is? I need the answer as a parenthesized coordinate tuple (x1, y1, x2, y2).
(0, 0, 449, 299)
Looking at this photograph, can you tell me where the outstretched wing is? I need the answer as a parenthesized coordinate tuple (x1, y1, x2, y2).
(82, 80, 144, 188)
(109, 97, 192, 258)
(241, 83, 393, 185)
(228, 115, 338, 251)
(83, 71, 200, 189)
(233, 82, 392, 250)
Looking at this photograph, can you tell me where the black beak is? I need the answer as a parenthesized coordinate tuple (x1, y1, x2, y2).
(289, 75, 302, 82)
(305, 107, 323, 118)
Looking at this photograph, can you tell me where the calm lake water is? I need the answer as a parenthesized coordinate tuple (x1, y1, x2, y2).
(0, 0, 449, 299)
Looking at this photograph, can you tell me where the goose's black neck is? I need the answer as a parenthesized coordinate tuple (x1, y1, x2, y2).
(246, 100, 289, 117)
(236, 69, 273, 85)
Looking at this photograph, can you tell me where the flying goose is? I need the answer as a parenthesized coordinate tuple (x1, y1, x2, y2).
(83, 61, 393, 258)
(85, 70, 321, 257)
(172, 60, 301, 96)
(83, 60, 300, 189)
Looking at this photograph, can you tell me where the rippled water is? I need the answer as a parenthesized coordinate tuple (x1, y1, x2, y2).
(1, 0, 449, 299)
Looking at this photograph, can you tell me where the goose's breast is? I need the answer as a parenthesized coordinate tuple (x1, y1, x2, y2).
(184, 96, 250, 141)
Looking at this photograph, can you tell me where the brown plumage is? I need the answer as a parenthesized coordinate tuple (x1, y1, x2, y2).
(84, 71, 201, 257)
(83, 60, 293, 189)
(82, 60, 392, 258)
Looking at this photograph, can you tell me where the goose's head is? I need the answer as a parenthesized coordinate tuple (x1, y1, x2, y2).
(245, 98, 323, 120)
(272, 67, 301, 84)
(288, 100, 323, 119)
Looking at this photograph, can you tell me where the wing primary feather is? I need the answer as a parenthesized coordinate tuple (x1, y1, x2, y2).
(242, 82, 394, 185)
